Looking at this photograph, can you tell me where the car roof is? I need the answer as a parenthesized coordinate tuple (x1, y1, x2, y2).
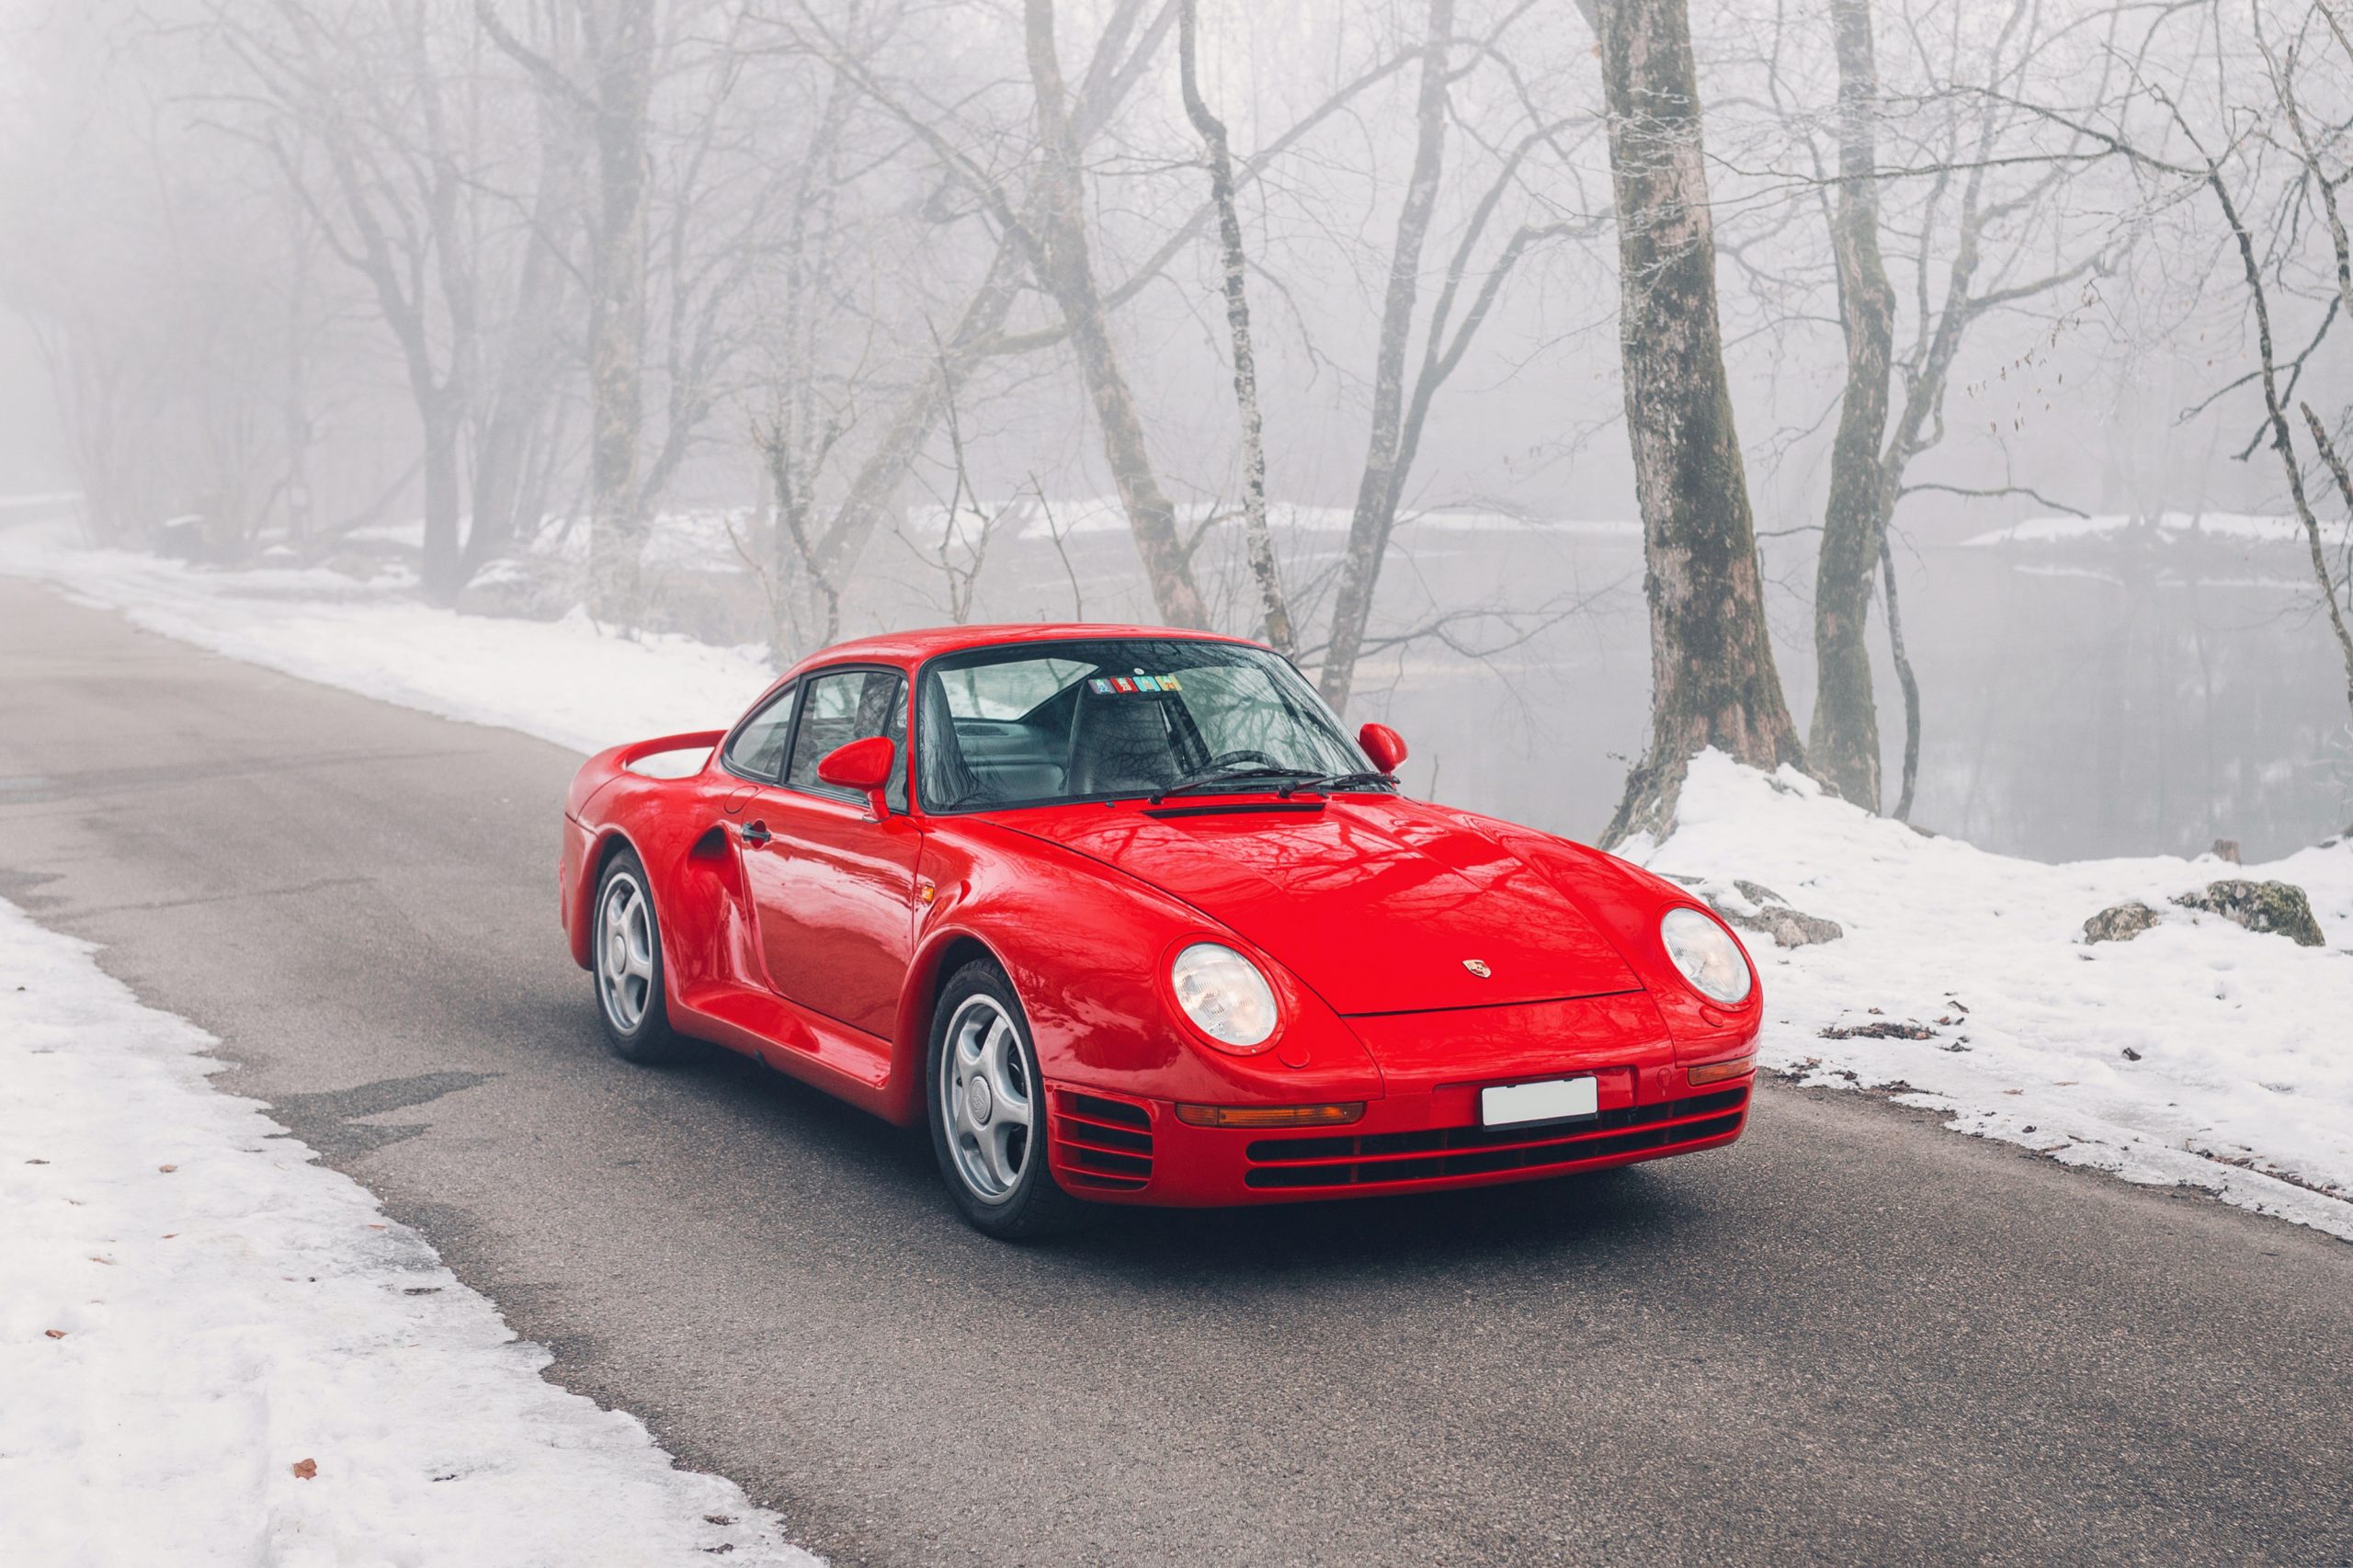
(777, 622, 1262, 681)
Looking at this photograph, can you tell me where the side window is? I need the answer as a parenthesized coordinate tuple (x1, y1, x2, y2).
(723, 685, 797, 781)
(786, 669, 908, 808)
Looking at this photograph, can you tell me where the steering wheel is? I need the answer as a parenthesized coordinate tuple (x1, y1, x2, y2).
(1200, 749, 1286, 773)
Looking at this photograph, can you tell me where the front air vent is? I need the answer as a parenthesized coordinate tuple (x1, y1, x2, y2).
(1049, 1091, 1154, 1191)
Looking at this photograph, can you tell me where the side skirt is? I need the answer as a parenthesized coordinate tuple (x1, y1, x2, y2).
(673, 981, 905, 1124)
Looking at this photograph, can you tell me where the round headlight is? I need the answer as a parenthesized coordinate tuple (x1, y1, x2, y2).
(1170, 942, 1279, 1051)
(1660, 907, 1753, 1005)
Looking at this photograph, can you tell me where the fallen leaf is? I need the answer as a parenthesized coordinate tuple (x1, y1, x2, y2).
(25, 1158, 47, 1165)
(160, 1233, 176, 1240)
(43, 1330, 65, 1340)
(2003, 1088, 2025, 1096)
(290, 1459, 317, 1480)
(157, 1165, 176, 1174)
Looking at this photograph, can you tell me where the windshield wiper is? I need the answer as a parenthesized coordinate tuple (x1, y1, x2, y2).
(1278, 769, 1398, 797)
(1148, 764, 1317, 802)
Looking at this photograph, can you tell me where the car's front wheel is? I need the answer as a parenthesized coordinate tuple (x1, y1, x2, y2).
(926, 960, 1083, 1239)
(592, 846, 689, 1065)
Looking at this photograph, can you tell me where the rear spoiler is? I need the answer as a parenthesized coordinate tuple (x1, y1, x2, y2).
(567, 729, 727, 821)
(617, 729, 727, 771)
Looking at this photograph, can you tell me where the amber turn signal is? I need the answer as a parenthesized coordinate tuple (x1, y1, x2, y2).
(1687, 1054, 1756, 1087)
(1175, 1102, 1365, 1129)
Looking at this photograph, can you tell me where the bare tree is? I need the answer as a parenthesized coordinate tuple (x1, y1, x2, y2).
(1021, 0, 1207, 628)
(1177, 0, 1290, 653)
(2021, 0, 2353, 733)
(479, 0, 658, 620)
(1586, 0, 1804, 844)
(1316, 0, 1454, 711)
(214, 0, 575, 603)
(1805, 0, 1895, 811)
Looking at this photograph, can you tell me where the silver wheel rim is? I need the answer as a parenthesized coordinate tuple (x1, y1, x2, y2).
(940, 994, 1035, 1205)
(597, 871, 656, 1034)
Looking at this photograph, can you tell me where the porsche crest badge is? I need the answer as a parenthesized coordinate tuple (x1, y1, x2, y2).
(1462, 959, 1491, 978)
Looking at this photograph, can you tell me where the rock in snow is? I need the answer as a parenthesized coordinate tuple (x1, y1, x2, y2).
(1675, 876, 1846, 948)
(1629, 752, 2353, 1242)
(2083, 901, 2162, 944)
(2171, 879, 2327, 948)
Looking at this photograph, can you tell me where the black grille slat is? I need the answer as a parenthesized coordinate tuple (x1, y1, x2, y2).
(1245, 1110, 1744, 1189)
(1246, 1087, 1746, 1165)
(1061, 1145, 1152, 1178)
(1055, 1119, 1153, 1156)
(1242, 1091, 1747, 1190)
(1052, 1091, 1154, 1191)
(1065, 1093, 1150, 1129)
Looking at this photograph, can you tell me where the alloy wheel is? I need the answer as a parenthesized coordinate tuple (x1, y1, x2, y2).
(597, 871, 656, 1034)
(939, 993, 1035, 1203)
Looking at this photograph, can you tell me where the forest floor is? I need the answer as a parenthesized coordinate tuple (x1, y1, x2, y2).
(6, 522, 2348, 1241)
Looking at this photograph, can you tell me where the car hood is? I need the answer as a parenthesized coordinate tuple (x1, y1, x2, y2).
(989, 798, 1643, 1015)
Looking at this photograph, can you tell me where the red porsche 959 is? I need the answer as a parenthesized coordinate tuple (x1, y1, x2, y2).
(560, 625, 1759, 1237)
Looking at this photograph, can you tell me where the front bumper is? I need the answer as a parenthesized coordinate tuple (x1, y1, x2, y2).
(1044, 1061, 1752, 1207)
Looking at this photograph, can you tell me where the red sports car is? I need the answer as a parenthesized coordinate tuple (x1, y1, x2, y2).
(560, 624, 1759, 1237)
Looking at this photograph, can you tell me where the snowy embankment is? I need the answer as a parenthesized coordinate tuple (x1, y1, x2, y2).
(1629, 753, 2353, 1241)
(0, 522, 772, 754)
(0, 898, 818, 1565)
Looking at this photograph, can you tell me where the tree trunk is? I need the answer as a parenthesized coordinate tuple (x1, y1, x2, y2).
(1879, 540, 1922, 820)
(1178, 0, 1291, 654)
(585, 0, 654, 624)
(419, 403, 467, 607)
(1806, 0, 1895, 810)
(1024, 0, 1208, 630)
(1317, 0, 1454, 715)
(1589, 0, 1804, 845)
(467, 118, 579, 574)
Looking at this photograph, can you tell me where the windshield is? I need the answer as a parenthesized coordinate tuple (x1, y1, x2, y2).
(916, 638, 1375, 812)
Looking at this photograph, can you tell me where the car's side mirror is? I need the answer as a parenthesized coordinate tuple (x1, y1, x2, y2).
(1358, 722, 1408, 775)
(817, 735, 897, 816)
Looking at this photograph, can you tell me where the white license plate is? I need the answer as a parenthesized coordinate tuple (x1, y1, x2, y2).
(1480, 1074, 1599, 1128)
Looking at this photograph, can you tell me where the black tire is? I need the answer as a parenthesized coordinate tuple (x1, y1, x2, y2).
(926, 960, 1086, 1240)
(590, 846, 690, 1065)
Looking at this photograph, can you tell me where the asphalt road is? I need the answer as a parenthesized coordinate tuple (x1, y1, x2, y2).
(5, 577, 2350, 1568)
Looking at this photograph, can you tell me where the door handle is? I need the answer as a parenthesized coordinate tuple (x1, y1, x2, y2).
(739, 821, 772, 846)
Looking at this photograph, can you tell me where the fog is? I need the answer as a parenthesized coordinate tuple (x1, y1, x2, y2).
(3, 0, 2349, 857)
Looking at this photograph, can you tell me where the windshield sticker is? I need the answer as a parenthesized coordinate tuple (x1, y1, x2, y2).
(1089, 675, 1183, 695)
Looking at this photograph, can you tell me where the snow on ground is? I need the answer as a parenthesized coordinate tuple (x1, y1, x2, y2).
(1962, 508, 2347, 550)
(0, 519, 773, 754)
(1627, 752, 2353, 1241)
(0, 896, 820, 1566)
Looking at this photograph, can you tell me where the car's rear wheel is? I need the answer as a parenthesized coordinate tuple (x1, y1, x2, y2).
(926, 960, 1083, 1239)
(593, 847, 688, 1065)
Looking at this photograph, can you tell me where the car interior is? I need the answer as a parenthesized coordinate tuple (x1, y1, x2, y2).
(923, 673, 1199, 809)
